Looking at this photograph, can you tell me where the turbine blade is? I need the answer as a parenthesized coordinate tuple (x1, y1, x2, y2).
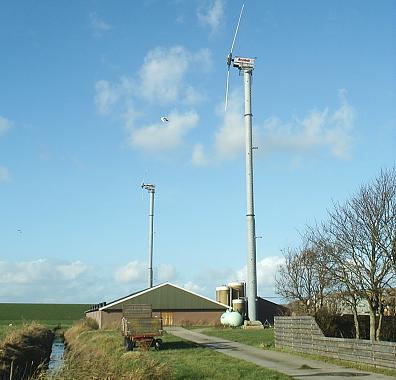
(230, 3, 244, 55)
(225, 67, 230, 112)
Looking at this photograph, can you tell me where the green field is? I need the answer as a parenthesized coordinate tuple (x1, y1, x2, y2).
(0, 303, 90, 327)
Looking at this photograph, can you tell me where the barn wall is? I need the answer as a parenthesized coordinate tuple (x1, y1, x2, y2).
(101, 310, 123, 328)
(156, 310, 223, 326)
(94, 309, 223, 328)
(86, 310, 102, 328)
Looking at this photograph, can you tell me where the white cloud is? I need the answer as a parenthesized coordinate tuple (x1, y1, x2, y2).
(214, 90, 244, 160)
(192, 143, 209, 166)
(234, 256, 285, 297)
(138, 46, 209, 106)
(114, 261, 177, 285)
(0, 166, 9, 183)
(257, 91, 355, 159)
(57, 261, 90, 280)
(182, 281, 206, 294)
(0, 259, 90, 285)
(129, 110, 198, 152)
(95, 80, 119, 115)
(96, 46, 210, 155)
(89, 12, 112, 36)
(122, 102, 139, 130)
(0, 259, 109, 303)
(184, 86, 204, 106)
(138, 46, 188, 104)
(157, 264, 177, 282)
(114, 260, 146, 284)
(197, 0, 224, 34)
(0, 116, 12, 136)
(194, 90, 356, 165)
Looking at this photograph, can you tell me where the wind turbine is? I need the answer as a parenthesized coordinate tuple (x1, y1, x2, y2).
(225, 4, 258, 322)
(141, 182, 156, 288)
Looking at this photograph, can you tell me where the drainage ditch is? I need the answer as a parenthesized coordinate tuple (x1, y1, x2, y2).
(47, 339, 65, 375)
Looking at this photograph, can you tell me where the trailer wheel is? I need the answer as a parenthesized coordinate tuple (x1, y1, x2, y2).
(154, 339, 162, 351)
(124, 337, 133, 351)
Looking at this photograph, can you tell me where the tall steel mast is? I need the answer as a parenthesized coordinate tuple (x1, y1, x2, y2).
(234, 57, 257, 321)
(141, 183, 155, 288)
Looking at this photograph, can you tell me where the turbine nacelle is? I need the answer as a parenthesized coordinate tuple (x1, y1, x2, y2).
(233, 56, 255, 70)
(141, 182, 155, 192)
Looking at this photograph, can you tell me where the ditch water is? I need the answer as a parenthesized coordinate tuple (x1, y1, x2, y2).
(47, 339, 65, 374)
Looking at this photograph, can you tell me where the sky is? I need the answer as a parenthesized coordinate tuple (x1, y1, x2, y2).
(0, 0, 395, 304)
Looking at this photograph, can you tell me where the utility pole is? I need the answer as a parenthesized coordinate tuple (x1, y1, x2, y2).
(141, 183, 155, 288)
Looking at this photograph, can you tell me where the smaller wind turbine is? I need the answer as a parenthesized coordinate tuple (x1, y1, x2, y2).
(141, 182, 156, 288)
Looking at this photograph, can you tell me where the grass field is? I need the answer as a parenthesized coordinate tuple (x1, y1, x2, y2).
(0, 303, 90, 322)
(0, 303, 90, 338)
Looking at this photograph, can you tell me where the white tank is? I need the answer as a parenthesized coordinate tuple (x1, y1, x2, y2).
(220, 311, 230, 325)
(220, 310, 243, 327)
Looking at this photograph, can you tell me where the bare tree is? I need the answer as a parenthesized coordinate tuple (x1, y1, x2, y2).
(276, 168, 396, 340)
(323, 168, 396, 341)
(374, 168, 396, 274)
(275, 242, 333, 316)
(306, 228, 363, 338)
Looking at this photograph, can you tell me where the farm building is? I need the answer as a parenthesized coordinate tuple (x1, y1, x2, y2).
(86, 282, 229, 328)
(256, 297, 289, 325)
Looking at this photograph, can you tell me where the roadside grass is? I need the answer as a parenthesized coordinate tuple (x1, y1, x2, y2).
(196, 326, 274, 348)
(198, 326, 396, 378)
(48, 320, 292, 380)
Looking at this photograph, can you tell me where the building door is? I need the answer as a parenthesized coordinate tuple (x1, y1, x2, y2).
(162, 312, 173, 326)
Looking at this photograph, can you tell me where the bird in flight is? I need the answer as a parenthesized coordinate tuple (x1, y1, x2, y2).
(160, 116, 169, 123)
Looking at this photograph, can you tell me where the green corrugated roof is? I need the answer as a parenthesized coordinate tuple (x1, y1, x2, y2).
(104, 283, 227, 311)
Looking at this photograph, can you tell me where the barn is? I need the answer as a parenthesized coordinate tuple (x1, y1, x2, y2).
(86, 282, 229, 328)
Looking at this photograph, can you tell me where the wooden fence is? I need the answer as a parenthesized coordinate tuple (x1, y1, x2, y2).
(274, 316, 396, 370)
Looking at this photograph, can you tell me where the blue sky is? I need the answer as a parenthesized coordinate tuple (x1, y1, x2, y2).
(0, 0, 395, 304)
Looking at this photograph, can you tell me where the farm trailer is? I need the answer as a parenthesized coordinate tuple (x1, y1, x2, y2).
(121, 304, 163, 351)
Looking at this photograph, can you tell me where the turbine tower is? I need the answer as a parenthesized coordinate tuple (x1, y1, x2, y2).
(225, 4, 258, 322)
(141, 182, 155, 288)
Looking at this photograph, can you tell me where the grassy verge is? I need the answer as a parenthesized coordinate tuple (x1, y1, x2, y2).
(196, 326, 274, 348)
(47, 320, 292, 380)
